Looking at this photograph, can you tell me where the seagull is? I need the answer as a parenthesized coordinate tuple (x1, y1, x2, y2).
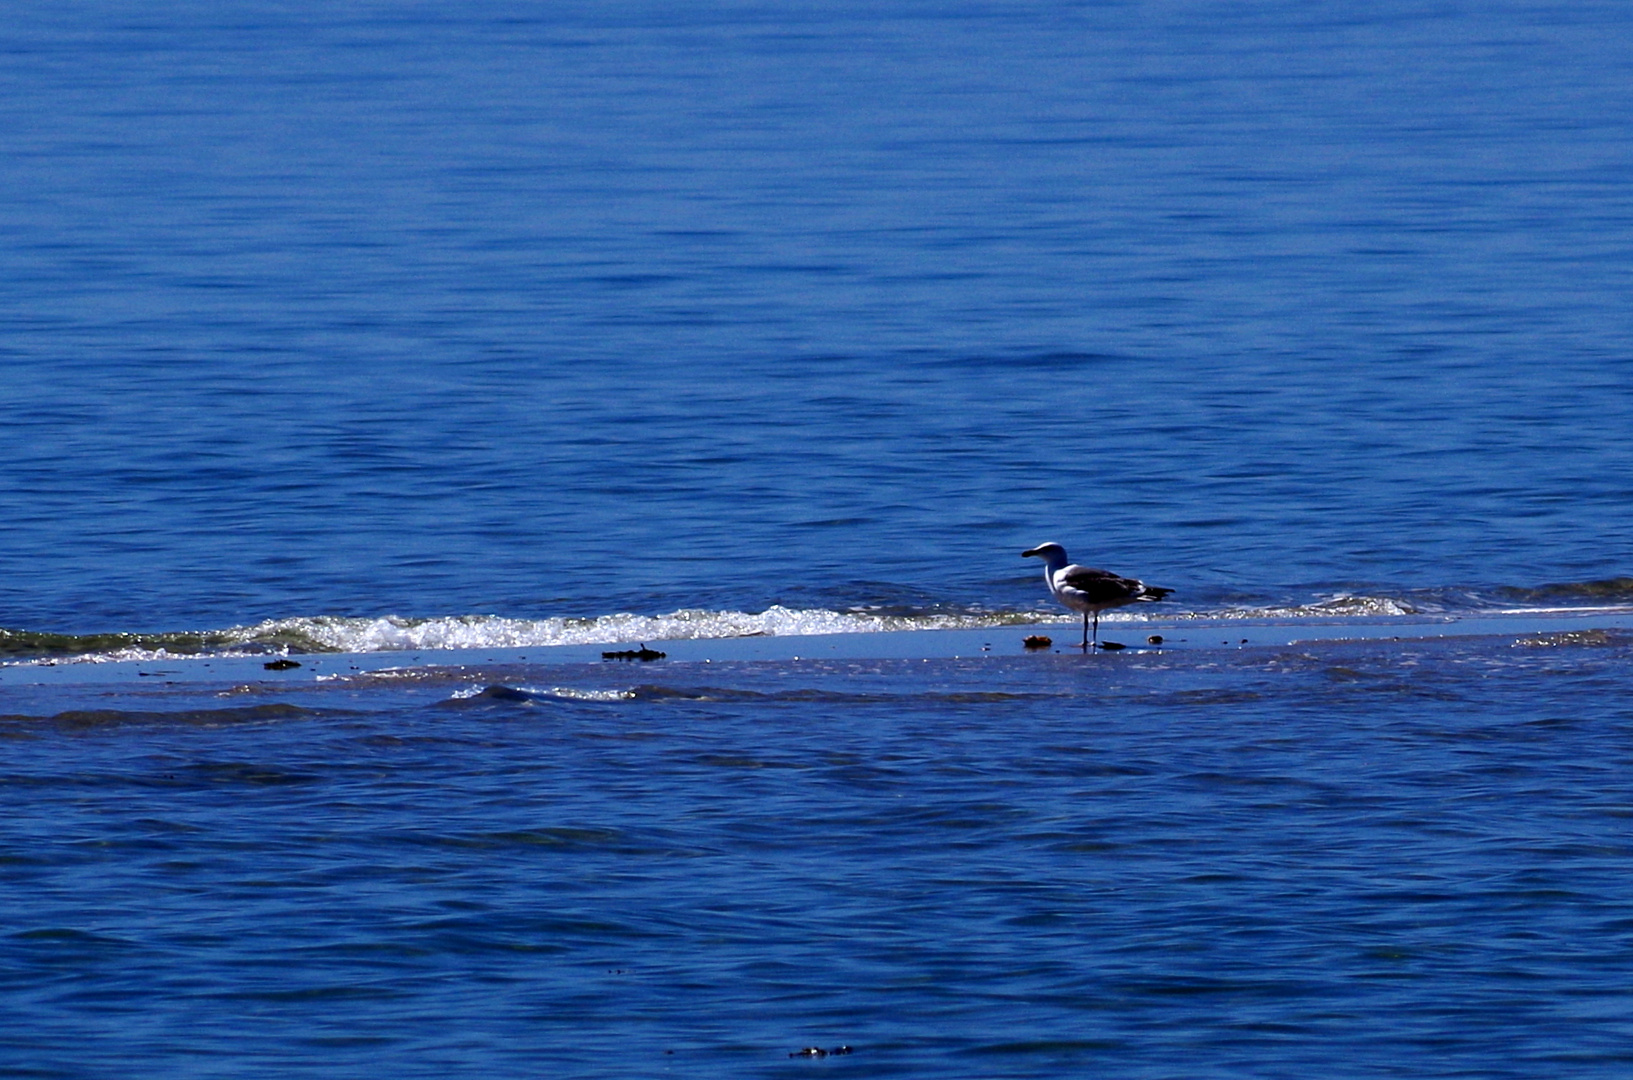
(1023, 542, 1173, 650)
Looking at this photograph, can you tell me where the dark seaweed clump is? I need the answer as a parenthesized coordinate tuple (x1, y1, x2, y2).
(1498, 577, 1633, 603)
(0, 624, 335, 661)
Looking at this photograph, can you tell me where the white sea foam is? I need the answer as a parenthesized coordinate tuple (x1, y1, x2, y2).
(227, 606, 1046, 653)
(20, 594, 1611, 667)
(1203, 595, 1425, 620)
(444, 685, 637, 702)
(2, 607, 1053, 666)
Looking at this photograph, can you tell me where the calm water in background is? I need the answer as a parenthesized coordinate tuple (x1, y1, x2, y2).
(4, 1, 1633, 1075)
(3, 0, 1632, 632)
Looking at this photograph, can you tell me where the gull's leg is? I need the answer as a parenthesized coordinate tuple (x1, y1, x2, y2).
(1092, 611, 1100, 649)
(1081, 612, 1090, 650)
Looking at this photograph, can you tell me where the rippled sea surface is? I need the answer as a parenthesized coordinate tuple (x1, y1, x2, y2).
(6, 634, 1633, 1077)
(4, 1, 1633, 1075)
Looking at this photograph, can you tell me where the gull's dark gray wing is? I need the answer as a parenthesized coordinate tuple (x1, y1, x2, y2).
(1060, 566, 1172, 605)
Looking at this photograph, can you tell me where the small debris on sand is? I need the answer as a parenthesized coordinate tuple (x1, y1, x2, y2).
(1516, 628, 1621, 648)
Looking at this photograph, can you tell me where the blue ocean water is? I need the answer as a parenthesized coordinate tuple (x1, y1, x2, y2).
(3, 0, 1631, 636)
(6, 636, 1633, 1078)
(4, 1, 1633, 1075)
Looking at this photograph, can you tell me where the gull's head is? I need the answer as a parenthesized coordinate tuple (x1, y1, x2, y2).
(1022, 542, 1067, 561)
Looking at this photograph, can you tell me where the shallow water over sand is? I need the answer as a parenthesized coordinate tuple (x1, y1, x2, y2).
(5, 619, 1633, 1077)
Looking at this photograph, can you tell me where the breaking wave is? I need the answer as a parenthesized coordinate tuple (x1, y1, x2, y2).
(242, 607, 1038, 652)
(0, 606, 1049, 664)
(1209, 594, 1426, 619)
(6, 578, 1631, 664)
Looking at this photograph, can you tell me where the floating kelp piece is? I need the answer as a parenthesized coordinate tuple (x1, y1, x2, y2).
(1022, 635, 1052, 649)
(602, 644, 666, 661)
(263, 658, 301, 670)
(1097, 640, 1125, 651)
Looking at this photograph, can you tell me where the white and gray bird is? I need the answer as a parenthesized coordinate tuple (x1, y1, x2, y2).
(1022, 542, 1173, 650)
